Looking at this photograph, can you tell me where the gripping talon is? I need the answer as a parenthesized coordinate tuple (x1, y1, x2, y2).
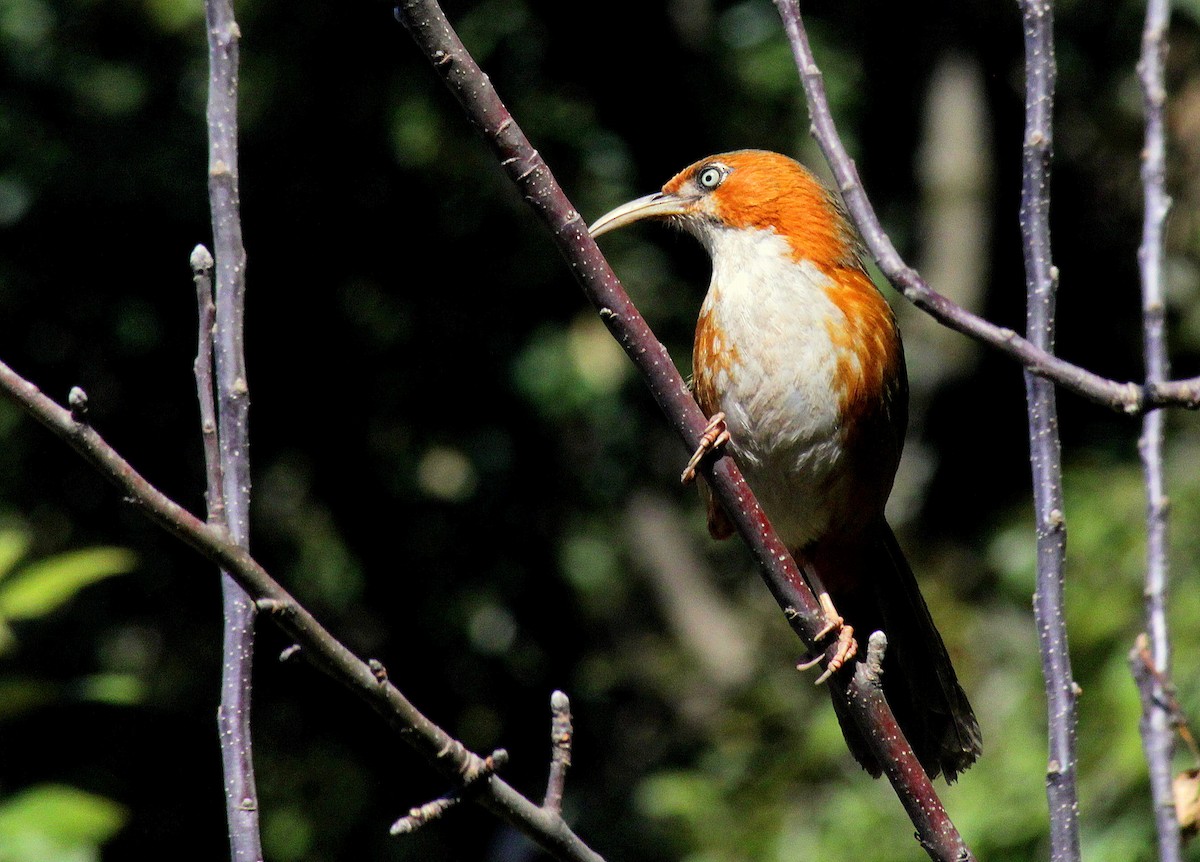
(681, 412, 730, 484)
(813, 624, 857, 685)
(798, 589, 859, 685)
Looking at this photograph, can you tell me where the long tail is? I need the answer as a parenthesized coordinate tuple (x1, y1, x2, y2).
(811, 520, 981, 782)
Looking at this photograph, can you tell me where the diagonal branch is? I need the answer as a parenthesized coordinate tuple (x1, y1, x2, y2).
(770, 0, 1200, 417)
(391, 3, 973, 859)
(0, 357, 606, 862)
(1134, 2, 1182, 859)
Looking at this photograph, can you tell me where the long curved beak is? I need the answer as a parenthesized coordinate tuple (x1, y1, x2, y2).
(589, 191, 694, 238)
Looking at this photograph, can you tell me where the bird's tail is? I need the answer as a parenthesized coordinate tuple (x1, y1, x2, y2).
(812, 520, 981, 782)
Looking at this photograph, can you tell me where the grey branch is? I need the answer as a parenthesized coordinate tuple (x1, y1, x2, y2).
(1015, 3, 1082, 860)
(192, 246, 223, 527)
(202, 0, 261, 855)
(1136, 4, 1180, 858)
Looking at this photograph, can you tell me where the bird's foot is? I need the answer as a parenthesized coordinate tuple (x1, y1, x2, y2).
(796, 592, 858, 685)
(681, 412, 730, 484)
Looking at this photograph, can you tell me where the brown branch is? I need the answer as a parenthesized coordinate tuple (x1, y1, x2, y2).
(391, 3, 973, 860)
(0, 358, 606, 862)
(1135, 1, 1183, 859)
(848, 633, 971, 859)
(770, 0, 1198, 417)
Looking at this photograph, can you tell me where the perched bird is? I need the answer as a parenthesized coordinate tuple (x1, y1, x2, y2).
(590, 150, 981, 781)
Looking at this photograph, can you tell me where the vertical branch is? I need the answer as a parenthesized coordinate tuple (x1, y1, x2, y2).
(192, 245, 224, 524)
(1135, 2, 1181, 859)
(1017, 3, 1081, 861)
(204, 0, 261, 858)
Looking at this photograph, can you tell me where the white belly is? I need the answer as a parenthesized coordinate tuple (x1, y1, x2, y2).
(698, 227, 851, 547)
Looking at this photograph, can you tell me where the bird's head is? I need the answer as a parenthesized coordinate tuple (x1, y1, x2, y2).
(589, 150, 861, 269)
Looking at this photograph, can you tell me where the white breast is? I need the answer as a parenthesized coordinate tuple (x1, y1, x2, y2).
(697, 225, 849, 547)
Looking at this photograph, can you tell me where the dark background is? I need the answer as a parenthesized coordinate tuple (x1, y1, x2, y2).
(2, 0, 1200, 859)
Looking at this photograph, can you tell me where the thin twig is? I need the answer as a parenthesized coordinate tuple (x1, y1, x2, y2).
(1135, 1, 1182, 858)
(1016, 3, 1081, 861)
(0, 357, 607, 862)
(202, 0, 260, 856)
(543, 691, 573, 815)
(390, 749, 509, 835)
(391, 3, 973, 859)
(769, 0, 1198, 418)
(192, 245, 224, 526)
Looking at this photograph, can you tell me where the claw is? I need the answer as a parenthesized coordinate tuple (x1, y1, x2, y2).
(796, 591, 859, 685)
(813, 624, 857, 685)
(681, 412, 731, 484)
(796, 652, 823, 672)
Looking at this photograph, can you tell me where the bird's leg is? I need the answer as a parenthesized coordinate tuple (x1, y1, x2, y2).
(796, 572, 858, 685)
(681, 412, 730, 484)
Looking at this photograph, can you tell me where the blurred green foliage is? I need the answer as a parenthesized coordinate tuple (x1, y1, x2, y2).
(0, 784, 126, 862)
(2, 0, 1200, 860)
(0, 530, 134, 857)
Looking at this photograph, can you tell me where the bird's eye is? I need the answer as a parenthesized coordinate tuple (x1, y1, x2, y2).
(697, 165, 725, 190)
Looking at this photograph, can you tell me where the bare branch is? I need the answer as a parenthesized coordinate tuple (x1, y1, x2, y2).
(391, 3, 973, 859)
(1136, 9, 1180, 857)
(0, 357, 607, 862)
(1015, 3, 1082, 860)
(191, 245, 223, 526)
(848, 633, 974, 861)
(769, 0, 1197, 417)
(202, 0, 261, 853)
(204, 0, 250, 549)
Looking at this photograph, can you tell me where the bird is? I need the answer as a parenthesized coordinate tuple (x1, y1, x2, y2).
(589, 149, 981, 781)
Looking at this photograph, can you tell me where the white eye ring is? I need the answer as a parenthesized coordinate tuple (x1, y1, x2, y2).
(697, 165, 725, 190)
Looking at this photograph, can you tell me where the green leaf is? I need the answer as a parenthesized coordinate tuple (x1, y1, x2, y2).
(0, 548, 136, 620)
(0, 784, 126, 862)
